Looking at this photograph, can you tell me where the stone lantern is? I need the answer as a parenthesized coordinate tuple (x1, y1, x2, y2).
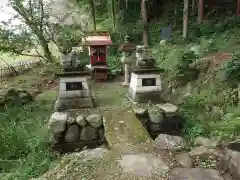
(119, 35, 137, 87)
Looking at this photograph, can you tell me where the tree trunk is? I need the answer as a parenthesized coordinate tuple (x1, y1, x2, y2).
(90, 0, 97, 31)
(198, 0, 204, 24)
(237, 0, 240, 16)
(141, 0, 149, 48)
(191, 0, 195, 13)
(110, 0, 116, 33)
(39, 35, 53, 61)
(183, 0, 189, 39)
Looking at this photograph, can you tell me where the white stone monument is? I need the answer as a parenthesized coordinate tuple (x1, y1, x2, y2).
(55, 72, 93, 110)
(128, 48, 164, 103)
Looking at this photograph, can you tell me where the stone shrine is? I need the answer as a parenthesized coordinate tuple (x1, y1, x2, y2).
(55, 49, 93, 111)
(128, 48, 164, 103)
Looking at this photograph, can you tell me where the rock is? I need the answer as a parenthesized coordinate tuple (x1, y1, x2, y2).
(54, 100, 65, 111)
(49, 132, 63, 144)
(155, 134, 185, 150)
(149, 123, 162, 133)
(80, 126, 98, 141)
(175, 153, 193, 168)
(98, 128, 106, 141)
(169, 168, 224, 180)
(76, 115, 86, 127)
(227, 139, 240, 151)
(86, 114, 103, 128)
(194, 136, 217, 148)
(64, 125, 80, 143)
(119, 153, 169, 177)
(67, 116, 75, 125)
(220, 148, 240, 180)
(133, 108, 147, 116)
(48, 112, 68, 134)
(189, 146, 220, 158)
(157, 103, 178, 117)
(148, 108, 164, 123)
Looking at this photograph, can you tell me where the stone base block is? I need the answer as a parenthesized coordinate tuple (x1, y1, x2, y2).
(55, 97, 93, 111)
(128, 87, 165, 103)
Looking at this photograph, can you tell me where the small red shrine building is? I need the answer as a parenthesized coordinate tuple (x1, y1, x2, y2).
(82, 31, 112, 80)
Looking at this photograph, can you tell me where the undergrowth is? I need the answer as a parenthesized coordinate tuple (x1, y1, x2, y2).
(0, 97, 59, 179)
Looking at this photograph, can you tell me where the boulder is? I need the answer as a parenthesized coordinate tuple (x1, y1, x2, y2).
(175, 153, 193, 168)
(189, 146, 220, 158)
(133, 108, 147, 116)
(148, 107, 164, 123)
(48, 112, 68, 134)
(67, 116, 75, 125)
(80, 126, 98, 141)
(119, 153, 169, 177)
(64, 125, 80, 143)
(157, 103, 178, 117)
(220, 148, 240, 180)
(155, 134, 185, 150)
(169, 168, 224, 180)
(76, 115, 86, 127)
(86, 114, 103, 128)
(194, 136, 217, 148)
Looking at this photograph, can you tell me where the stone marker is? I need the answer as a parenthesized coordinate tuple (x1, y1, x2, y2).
(103, 110, 151, 148)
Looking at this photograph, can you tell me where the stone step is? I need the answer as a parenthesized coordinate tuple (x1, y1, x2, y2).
(103, 110, 151, 148)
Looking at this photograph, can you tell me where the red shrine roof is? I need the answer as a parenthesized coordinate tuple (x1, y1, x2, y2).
(82, 32, 113, 46)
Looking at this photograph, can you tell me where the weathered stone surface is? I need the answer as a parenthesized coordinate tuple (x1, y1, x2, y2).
(49, 132, 63, 144)
(194, 136, 217, 148)
(48, 112, 68, 134)
(155, 134, 185, 150)
(227, 139, 240, 151)
(103, 110, 151, 148)
(67, 116, 75, 125)
(133, 108, 147, 116)
(64, 125, 80, 143)
(189, 146, 220, 158)
(76, 115, 86, 127)
(148, 107, 164, 123)
(157, 103, 178, 117)
(80, 126, 98, 141)
(98, 128, 106, 141)
(169, 168, 224, 180)
(175, 153, 193, 168)
(119, 153, 169, 177)
(86, 114, 103, 128)
(220, 148, 240, 180)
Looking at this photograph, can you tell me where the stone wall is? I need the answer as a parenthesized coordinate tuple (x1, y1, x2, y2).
(133, 103, 182, 137)
(48, 112, 106, 151)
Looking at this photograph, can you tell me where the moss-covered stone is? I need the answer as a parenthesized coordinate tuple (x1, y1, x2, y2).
(103, 110, 151, 148)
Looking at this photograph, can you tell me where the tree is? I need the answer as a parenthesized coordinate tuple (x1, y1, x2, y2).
(198, 0, 204, 24)
(141, 0, 149, 48)
(89, 0, 97, 31)
(183, 0, 189, 38)
(9, 0, 53, 61)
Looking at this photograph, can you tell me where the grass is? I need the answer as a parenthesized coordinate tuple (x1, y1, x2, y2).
(0, 99, 59, 180)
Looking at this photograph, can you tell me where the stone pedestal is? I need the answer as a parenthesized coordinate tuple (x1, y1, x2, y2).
(128, 69, 164, 103)
(122, 64, 130, 87)
(55, 71, 93, 111)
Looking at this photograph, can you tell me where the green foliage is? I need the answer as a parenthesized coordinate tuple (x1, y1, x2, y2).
(175, 51, 199, 84)
(0, 100, 58, 179)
